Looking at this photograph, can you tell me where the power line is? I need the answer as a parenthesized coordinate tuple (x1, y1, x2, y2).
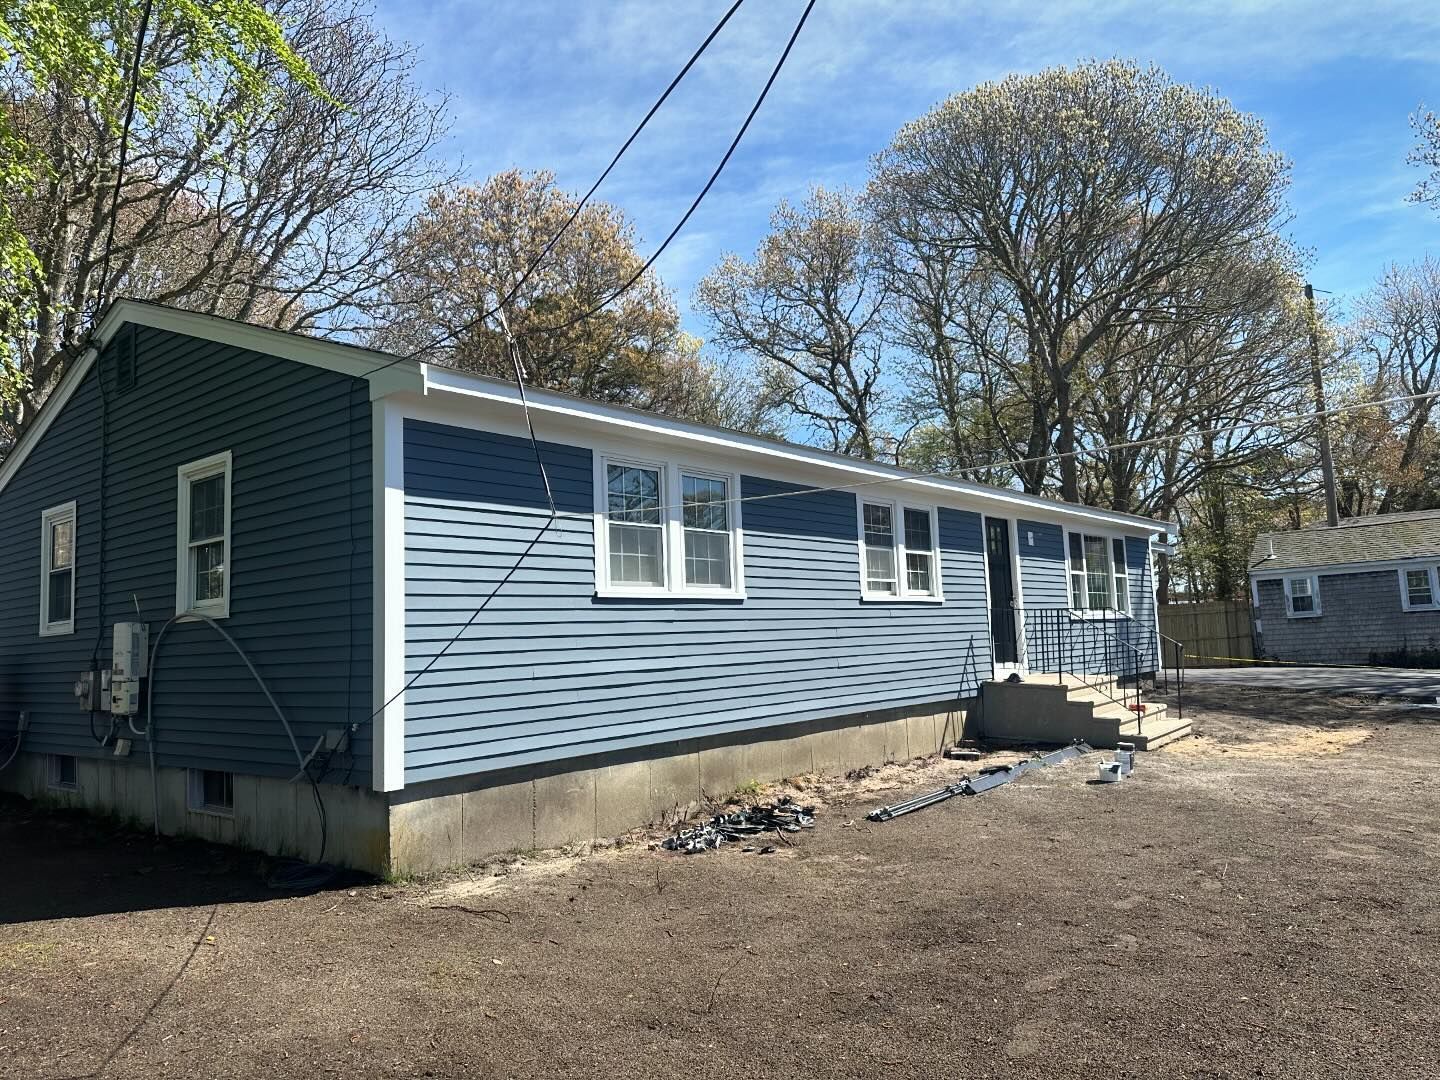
(363, 0, 816, 380)
(392, 0, 747, 365)
(356, 1, 818, 737)
(93, 0, 155, 317)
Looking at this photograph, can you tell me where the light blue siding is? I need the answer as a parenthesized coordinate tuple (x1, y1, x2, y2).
(0, 325, 372, 782)
(402, 419, 993, 784)
(1014, 519, 1158, 673)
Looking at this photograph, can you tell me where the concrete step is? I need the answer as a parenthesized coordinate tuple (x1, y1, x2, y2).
(1098, 702, 1169, 726)
(1118, 716, 1193, 751)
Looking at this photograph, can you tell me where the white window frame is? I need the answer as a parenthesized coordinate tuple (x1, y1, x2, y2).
(187, 768, 235, 817)
(592, 453, 745, 600)
(1398, 564, 1440, 612)
(1283, 574, 1321, 618)
(856, 497, 944, 603)
(1064, 528, 1133, 618)
(175, 451, 232, 618)
(39, 500, 78, 636)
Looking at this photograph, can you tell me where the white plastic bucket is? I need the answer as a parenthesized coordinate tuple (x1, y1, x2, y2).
(1096, 761, 1124, 783)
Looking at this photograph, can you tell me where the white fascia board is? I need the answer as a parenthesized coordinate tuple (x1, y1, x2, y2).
(0, 299, 424, 499)
(1250, 556, 1440, 581)
(420, 365, 1171, 537)
(0, 347, 98, 496)
(90, 301, 423, 394)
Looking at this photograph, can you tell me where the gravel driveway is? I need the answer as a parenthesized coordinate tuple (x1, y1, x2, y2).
(3, 685, 1439, 1079)
(1184, 664, 1440, 699)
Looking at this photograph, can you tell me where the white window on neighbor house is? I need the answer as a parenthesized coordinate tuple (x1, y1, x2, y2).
(1066, 531, 1131, 614)
(176, 451, 232, 617)
(187, 768, 234, 816)
(1399, 565, 1440, 611)
(39, 501, 77, 636)
(594, 455, 743, 598)
(858, 499, 941, 601)
(1283, 574, 1320, 617)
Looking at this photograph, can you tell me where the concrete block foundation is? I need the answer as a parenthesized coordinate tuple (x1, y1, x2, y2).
(2, 695, 971, 878)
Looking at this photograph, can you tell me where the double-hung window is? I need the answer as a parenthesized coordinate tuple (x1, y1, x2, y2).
(1066, 531, 1131, 614)
(596, 456, 743, 597)
(39, 502, 77, 636)
(858, 499, 941, 601)
(1399, 565, 1440, 611)
(176, 452, 232, 617)
(682, 474, 732, 589)
(1284, 575, 1320, 617)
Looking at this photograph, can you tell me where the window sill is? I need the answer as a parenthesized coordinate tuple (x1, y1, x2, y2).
(860, 594, 944, 604)
(47, 783, 79, 793)
(187, 805, 234, 819)
(176, 605, 229, 621)
(38, 623, 75, 638)
(1401, 605, 1439, 613)
(1068, 610, 1133, 620)
(1284, 611, 1322, 619)
(594, 587, 746, 602)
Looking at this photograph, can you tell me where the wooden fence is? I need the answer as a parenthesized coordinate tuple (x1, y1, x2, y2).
(1157, 600, 1254, 667)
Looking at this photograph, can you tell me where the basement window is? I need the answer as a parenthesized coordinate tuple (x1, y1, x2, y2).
(187, 769, 234, 816)
(47, 754, 78, 791)
(1283, 575, 1320, 618)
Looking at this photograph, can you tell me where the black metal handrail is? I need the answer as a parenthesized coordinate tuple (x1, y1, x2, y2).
(1156, 631, 1186, 722)
(992, 604, 1155, 727)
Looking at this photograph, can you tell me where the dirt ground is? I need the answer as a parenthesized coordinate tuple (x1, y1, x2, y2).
(3, 685, 1439, 1079)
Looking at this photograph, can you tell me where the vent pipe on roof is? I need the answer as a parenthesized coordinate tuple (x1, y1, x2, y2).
(1268, 537, 1275, 558)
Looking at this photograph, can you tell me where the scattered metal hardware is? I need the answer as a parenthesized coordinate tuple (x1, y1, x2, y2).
(867, 742, 1093, 822)
(660, 796, 816, 854)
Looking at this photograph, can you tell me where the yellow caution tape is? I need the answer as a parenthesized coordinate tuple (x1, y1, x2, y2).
(1180, 652, 1408, 671)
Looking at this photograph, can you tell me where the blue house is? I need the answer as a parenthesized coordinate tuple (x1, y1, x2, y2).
(0, 301, 1175, 873)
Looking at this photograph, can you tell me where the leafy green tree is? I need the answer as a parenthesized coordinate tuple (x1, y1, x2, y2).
(0, 0, 320, 407)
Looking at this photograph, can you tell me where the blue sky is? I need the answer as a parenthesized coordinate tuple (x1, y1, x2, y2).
(371, 0, 1440, 336)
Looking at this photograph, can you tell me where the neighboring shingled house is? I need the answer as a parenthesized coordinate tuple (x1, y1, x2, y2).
(1249, 510, 1440, 665)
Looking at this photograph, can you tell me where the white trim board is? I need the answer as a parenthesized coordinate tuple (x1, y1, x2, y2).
(1250, 556, 1440, 581)
(372, 398, 407, 793)
(4, 298, 1172, 542)
(422, 366, 1170, 536)
(0, 299, 423, 499)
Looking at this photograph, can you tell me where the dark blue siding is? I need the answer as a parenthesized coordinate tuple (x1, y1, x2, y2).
(0, 326, 372, 782)
(402, 420, 992, 784)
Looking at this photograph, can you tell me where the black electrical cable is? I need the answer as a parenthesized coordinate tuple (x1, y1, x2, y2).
(396, 0, 747, 364)
(92, 0, 154, 318)
(362, 0, 814, 380)
(352, 6, 819, 728)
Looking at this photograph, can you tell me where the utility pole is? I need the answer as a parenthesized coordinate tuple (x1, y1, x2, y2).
(1304, 283, 1340, 527)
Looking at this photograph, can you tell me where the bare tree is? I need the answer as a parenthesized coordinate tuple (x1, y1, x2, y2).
(694, 187, 889, 458)
(4, 0, 448, 445)
(1410, 105, 1440, 211)
(871, 60, 1292, 502)
(1351, 258, 1440, 512)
